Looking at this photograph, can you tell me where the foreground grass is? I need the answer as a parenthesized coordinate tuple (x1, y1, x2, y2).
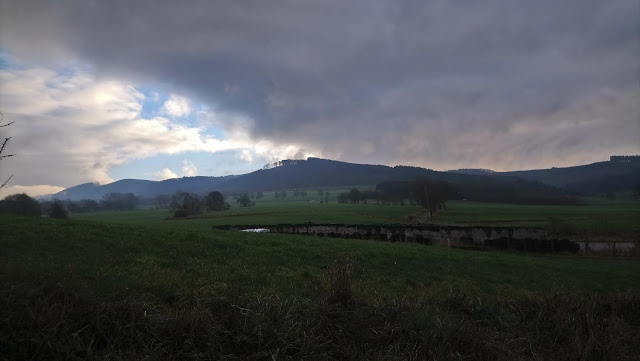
(4, 216, 639, 299)
(2, 215, 639, 360)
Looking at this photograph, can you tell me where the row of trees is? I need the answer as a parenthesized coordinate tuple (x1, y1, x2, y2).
(170, 191, 232, 218)
(334, 189, 401, 205)
(275, 189, 332, 202)
(274, 191, 288, 199)
(0, 193, 41, 216)
(335, 181, 454, 210)
(0, 192, 141, 217)
(169, 190, 269, 217)
(49, 192, 141, 213)
(250, 192, 264, 200)
(0, 190, 239, 219)
(0, 193, 68, 219)
(2, 181, 460, 220)
(337, 189, 377, 204)
(334, 179, 457, 219)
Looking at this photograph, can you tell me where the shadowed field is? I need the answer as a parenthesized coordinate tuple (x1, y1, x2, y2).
(72, 196, 640, 238)
(73, 201, 423, 229)
(436, 199, 640, 236)
(2, 215, 639, 360)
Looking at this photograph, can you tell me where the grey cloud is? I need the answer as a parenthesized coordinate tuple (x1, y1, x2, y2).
(1, 0, 638, 171)
(0, 67, 287, 187)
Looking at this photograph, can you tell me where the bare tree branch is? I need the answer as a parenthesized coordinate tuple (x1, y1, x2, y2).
(0, 174, 13, 189)
(0, 111, 15, 190)
(0, 137, 15, 159)
(0, 111, 10, 127)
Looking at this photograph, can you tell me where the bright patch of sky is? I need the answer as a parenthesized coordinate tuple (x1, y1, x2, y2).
(0, 52, 313, 194)
(95, 83, 272, 180)
(2, 0, 639, 183)
(138, 87, 163, 119)
(162, 94, 191, 118)
(0, 48, 23, 70)
(109, 150, 267, 181)
(137, 88, 225, 139)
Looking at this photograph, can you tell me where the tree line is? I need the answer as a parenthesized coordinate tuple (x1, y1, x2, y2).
(337, 179, 457, 219)
(0, 193, 68, 219)
(0, 192, 146, 219)
(0, 190, 250, 219)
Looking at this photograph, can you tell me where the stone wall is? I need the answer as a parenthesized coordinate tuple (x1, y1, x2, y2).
(214, 223, 587, 253)
(574, 241, 639, 256)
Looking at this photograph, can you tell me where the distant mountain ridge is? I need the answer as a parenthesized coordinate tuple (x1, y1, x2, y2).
(54, 175, 238, 200)
(498, 160, 640, 192)
(50, 156, 640, 201)
(447, 168, 496, 176)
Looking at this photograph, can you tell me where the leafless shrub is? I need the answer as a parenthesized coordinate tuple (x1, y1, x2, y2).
(327, 257, 354, 303)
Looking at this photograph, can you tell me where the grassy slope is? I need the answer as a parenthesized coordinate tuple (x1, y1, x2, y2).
(3, 216, 639, 301)
(436, 199, 640, 235)
(2, 215, 639, 360)
(74, 201, 423, 229)
(73, 196, 640, 238)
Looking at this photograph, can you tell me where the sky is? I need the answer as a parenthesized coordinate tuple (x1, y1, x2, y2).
(0, 0, 638, 197)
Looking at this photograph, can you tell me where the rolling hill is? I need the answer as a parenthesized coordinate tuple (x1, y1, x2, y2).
(50, 156, 640, 201)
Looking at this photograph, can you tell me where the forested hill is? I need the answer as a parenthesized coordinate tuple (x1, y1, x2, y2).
(54, 176, 238, 200)
(51, 156, 640, 201)
(53, 158, 426, 200)
(449, 156, 640, 194)
(499, 159, 640, 194)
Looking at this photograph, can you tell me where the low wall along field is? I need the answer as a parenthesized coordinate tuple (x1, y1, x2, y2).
(215, 223, 639, 255)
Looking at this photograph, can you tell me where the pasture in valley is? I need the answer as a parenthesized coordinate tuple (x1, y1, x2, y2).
(439, 198, 640, 236)
(74, 201, 422, 229)
(2, 195, 640, 360)
(73, 193, 640, 237)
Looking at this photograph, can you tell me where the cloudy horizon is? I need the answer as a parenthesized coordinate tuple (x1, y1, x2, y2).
(1, 0, 639, 197)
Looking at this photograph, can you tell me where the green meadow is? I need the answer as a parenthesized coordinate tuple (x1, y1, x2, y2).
(71, 195, 640, 237)
(438, 199, 640, 235)
(74, 201, 423, 229)
(3, 197, 640, 360)
(3, 216, 639, 301)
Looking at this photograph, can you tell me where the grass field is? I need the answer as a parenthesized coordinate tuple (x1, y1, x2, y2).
(4, 216, 639, 300)
(436, 199, 640, 236)
(72, 196, 640, 238)
(74, 201, 423, 230)
(2, 214, 640, 360)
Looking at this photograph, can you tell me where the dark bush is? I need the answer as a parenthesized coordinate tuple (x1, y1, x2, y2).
(204, 191, 227, 211)
(170, 192, 203, 218)
(49, 200, 68, 219)
(235, 193, 254, 207)
(100, 192, 139, 211)
(0, 193, 41, 216)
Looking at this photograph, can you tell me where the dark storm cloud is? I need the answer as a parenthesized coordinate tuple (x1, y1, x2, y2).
(1, 0, 639, 170)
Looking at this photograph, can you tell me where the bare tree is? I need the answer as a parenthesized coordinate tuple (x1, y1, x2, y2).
(0, 112, 15, 190)
(235, 193, 254, 207)
(411, 179, 456, 220)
